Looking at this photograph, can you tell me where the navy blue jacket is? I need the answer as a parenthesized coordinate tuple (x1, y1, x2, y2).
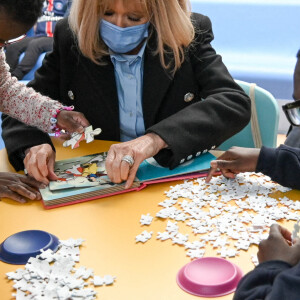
(234, 261, 300, 300)
(256, 145, 300, 190)
(35, 0, 71, 37)
(234, 144, 300, 299)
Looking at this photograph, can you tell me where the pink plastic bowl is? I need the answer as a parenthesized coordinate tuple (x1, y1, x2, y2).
(177, 257, 243, 297)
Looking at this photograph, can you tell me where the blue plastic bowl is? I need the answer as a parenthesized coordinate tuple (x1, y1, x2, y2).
(0, 230, 59, 264)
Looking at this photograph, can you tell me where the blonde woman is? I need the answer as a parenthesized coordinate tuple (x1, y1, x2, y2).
(3, 0, 251, 188)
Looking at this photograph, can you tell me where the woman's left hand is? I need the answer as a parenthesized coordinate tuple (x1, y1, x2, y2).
(106, 133, 168, 189)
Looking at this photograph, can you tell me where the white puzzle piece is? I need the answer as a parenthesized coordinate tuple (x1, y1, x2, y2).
(63, 131, 85, 149)
(140, 213, 153, 226)
(103, 275, 116, 285)
(63, 125, 101, 149)
(85, 126, 102, 143)
(186, 248, 205, 259)
(91, 275, 104, 287)
(135, 230, 153, 243)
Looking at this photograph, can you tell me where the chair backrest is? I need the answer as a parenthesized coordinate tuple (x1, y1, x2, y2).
(19, 52, 47, 81)
(218, 80, 279, 150)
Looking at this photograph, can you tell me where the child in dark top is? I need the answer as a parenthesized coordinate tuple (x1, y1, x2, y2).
(206, 49, 300, 299)
(206, 49, 300, 190)
(233, 224, 300, 300)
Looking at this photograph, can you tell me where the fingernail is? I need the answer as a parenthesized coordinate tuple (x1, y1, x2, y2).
(40, 184, 47, 189)
(29, 193, 36, 200)
(210, 161, 217, 167)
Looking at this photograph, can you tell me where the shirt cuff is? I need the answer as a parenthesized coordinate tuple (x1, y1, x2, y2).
(256, 260, 292, 271)
(255, 146, 277, 176)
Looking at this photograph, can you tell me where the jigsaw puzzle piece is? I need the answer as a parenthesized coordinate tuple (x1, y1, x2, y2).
(85, 126, 102, 143)
(63, 132, 84, 149)
(63, 126, 101, 149)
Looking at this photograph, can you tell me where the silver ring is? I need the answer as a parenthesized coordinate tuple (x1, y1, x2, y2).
(121, 155, 135, 167)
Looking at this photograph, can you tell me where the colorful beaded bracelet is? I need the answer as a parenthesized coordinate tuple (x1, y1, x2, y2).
(50, 105, 74, 136)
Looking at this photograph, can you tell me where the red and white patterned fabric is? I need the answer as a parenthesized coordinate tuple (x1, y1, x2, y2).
(0, 48, 64, 132)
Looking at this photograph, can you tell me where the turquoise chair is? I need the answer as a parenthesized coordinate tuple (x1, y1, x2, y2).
(218, 80, 279, 150)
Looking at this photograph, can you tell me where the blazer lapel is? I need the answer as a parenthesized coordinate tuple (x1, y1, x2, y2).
(76, 52, 121, 138)
(142, 41, 173, 129)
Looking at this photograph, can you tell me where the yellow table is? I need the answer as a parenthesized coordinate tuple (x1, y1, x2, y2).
(0, 138, 299, 299)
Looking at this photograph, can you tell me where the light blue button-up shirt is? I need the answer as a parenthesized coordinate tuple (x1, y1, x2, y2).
(110, 42, 147, 142)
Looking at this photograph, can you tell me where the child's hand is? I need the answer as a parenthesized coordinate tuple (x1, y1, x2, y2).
(206, 147, 261, 183)
(258, 224, 300, 266)
(0, 172, 45, 203)
(56, 110, 90, 135)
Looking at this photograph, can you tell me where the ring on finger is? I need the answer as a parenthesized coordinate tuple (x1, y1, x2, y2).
(121, 155, 135, 167)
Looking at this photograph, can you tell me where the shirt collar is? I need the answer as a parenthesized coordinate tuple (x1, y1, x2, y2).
(110, 40, 147, 64)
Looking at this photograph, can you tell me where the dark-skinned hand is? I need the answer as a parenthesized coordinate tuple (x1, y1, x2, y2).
(206, 146, 261, 182)
(0, 172, 45, 203)
(258, 224, 300, 266)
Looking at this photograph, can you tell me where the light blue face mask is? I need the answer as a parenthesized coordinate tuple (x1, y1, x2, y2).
(100, 19, 149, 54)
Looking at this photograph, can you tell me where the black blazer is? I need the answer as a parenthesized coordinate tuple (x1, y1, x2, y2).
(2, 13, 251, 170)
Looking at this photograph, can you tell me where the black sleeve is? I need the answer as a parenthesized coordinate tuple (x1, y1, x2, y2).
(233, 260, 300, 300)
(1, 115, 54, 171)
(256, 144, 300, 189)
(147, 15, 251, 168)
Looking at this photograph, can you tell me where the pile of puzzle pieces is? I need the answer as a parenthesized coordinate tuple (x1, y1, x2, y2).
(136, 173, 299, 264)
(6, 238, 115, 300)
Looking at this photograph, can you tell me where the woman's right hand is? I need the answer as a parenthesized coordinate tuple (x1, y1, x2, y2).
(0, 172, 45, 203)
(24, 144, 58, 185)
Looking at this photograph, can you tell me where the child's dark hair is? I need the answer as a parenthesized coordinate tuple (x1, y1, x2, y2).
(0, 0, 44, 26)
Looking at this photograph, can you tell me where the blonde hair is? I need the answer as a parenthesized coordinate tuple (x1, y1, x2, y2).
(69, 0, 195, 74)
